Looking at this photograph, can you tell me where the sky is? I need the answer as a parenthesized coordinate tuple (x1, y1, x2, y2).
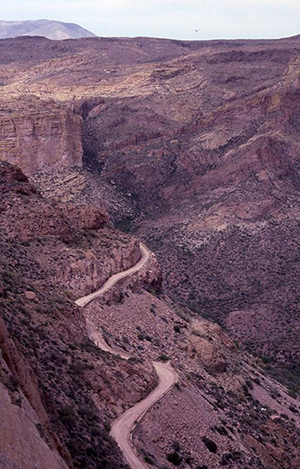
(2, 0, 300, 41)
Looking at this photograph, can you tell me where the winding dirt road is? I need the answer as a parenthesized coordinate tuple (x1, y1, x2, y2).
(76, 243, 178, 469)
(75, 243, 150, 307)
(110, 361, 178, 469)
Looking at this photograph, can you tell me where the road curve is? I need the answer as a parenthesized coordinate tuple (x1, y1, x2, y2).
(75, 243, 150, 307)
(76, 243, 178, 469)
(110, 361, 178, 469)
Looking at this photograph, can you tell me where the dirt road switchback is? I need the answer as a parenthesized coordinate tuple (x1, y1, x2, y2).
(76, 243, 178, 469)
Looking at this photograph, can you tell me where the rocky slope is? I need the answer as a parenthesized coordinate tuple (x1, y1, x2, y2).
(83, 280, 300, 469)
(0, 161, 159, 469)
(2, 161, 300, 469)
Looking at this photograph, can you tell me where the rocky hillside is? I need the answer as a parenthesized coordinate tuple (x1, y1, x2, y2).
(0, 20, 96, 40)
(2, 160, 300, 469)
(0, 161, 159, 469)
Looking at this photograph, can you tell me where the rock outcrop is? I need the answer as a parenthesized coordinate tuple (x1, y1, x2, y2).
(58, 203, 108, 231)
(185, 319, 237, 374)
(0, 161, 147, 299)
(0, 161, 73, 243)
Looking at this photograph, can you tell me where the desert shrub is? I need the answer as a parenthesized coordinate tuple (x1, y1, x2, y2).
(2, 270, 17, 287)
(242, 384, 252, 397)
(158, 354, 170, 362)
(4, 375, 19, 392)
(245, 379, 254, 390)
(59, 406, 77, 427)
(202, 436, 217, 453)
(172, 441, 180, 451)
(220, 451, 242, 465)
(167, 452, 182, 466)
(80, 341, 99, 353)
(262, 355, 272, 364)
(144, 455, 155, 465)
(50, 350, 67, 365)
(79, 404, 96, 420)
(289, 405, 299, 414)
(69, 358, 93, 375)
(214, 426, 228, 437)
(128, 356, 143, 364)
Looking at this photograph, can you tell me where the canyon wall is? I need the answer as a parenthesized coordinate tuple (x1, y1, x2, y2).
(0, 104, 83, 175)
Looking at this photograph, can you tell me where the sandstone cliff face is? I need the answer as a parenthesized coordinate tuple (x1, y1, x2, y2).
(0, 103, 82, 175)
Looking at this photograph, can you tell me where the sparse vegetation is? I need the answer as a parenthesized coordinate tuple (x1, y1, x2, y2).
(158, 354, 171, 362)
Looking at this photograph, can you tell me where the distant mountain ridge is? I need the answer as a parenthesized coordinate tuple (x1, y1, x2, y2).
(0, 19, 96, 40)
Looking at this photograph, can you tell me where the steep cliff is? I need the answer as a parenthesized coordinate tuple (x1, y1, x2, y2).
(0, 99, 82, 175)
(0, 316, 69, 469)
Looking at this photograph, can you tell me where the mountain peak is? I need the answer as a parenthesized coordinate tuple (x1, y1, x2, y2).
(0, 19, 96, 40)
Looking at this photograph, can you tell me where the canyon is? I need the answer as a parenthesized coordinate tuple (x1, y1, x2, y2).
(1, 33, 300, 469)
